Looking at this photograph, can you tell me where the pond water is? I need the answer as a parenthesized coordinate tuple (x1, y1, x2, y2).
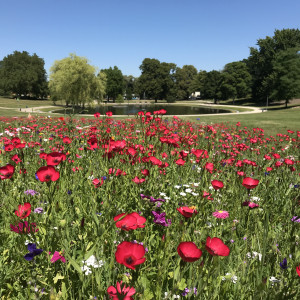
(53, 104, 230, 115)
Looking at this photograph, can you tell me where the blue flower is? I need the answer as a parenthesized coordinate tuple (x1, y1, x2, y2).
(279, 258, 288, 270)
(24, 243, 43, 261)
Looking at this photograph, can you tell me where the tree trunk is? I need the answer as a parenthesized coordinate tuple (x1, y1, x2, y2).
(155, 99, 157, 103)
(285, 99, 288, 109)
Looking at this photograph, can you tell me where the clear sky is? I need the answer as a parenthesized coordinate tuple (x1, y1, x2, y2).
(0, 0, 299, 77)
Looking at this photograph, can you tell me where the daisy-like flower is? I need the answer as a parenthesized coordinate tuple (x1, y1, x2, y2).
(212, 210, 229, 219)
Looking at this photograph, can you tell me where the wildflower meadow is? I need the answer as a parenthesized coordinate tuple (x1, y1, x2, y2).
(0, 111, 299, 299)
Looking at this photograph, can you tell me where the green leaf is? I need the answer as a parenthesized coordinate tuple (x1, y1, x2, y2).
(178, 278, 186, 290)
(53, 273, 64, 284)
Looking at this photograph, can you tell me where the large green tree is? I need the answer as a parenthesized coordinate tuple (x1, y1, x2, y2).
(123, 75, 135, 100)
(49, 54, 106, 107)
(269, 48, 300, 108)
(0, 51, 48, 98)
(174, 65, 198, 100)
(220, 61, 252, 103)
(247, 28, 300, 102)
(136, 58, 176, 102)
(100, 66, 124, 102)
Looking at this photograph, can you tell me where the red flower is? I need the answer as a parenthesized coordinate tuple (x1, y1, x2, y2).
(46, 152, 66, 166)
(15, 203, 31, 219)
(177, 242, 202, 262)
(115, 241, 146, 270)
(94, 112, 101, 118)
(106, 111, 113, 117)
(36, 166, 60, 182)
(4, 144, 14, 152)
(10, 221, 38, 234)
(175, 158, 185, 166)
(107, 281, 136, 300)
(242, 177, 259, 189)
(205, 162, 214, 173)
(0, 164, 15, 180)
(114, 212, 146, 231)
(211, 180, 224, 190)
(62, 136, 72, 144)
(92, 178, 104, 188)
(205, 237, 230, 256)
(296, 265, 300, 277)
(11, 154, 22, 164)
(177, 206, 198, 218)
(132, 176, 145, 184)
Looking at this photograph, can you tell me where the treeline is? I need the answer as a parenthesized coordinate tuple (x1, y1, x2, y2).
(0, 28, 300, 107)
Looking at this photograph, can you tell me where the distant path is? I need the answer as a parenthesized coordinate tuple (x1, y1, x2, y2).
(0, 104, 263, 117)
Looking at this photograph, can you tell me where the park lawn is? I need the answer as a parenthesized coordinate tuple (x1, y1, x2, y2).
(185, 107, 300, 137)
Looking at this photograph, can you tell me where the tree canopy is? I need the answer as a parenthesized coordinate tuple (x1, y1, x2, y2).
(49, 54, 106, 107)
(100, 66, 124, 102)
(0, 51, 48, 98)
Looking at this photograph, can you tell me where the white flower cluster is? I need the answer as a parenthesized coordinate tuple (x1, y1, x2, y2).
(246, 251, 262, 261)
(81, 255, 104, 275)
(222, 273, 238, 284)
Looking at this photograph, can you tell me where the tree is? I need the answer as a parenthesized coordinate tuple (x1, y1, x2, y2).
(202, 70, 223, 103)
(49, 54, 106, 108)
(220, 61, 252, 103)
(174, 65, 198, 100)
(247, 28, 300, 102)
(137, 58, 176, 102)
(0, 51, 48, 98)
(123, 75, 135, 100)
(270, 48, 300, 108)
(101, 66, 124, 102)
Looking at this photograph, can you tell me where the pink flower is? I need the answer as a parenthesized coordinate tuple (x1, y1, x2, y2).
(50, 251, 66, 263)
(212, 210, 229, 219)
(10, 221, 38, 234)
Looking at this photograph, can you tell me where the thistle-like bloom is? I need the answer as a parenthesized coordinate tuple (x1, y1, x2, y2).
(152, 211, 171, 227)
(24, 243, 43, 261)
(10, 221, 38, 234)
(15, 203, 32, 219)
(212, 210, 229, 219)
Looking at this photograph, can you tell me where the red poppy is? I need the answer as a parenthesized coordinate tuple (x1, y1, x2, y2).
(106, 111, 113, 117)
(46, 152, 66, 166)
(177, 206, 198, 218)
(211, 180, 224, 190)
(175, 158, 185, 166)
(205, 237, 230, 256)
(177, 242, 202, 262)
(94, 112, 101, 118)
(242, 177, 259, 189)
(205, 162, 214, 173)
(115, 241, 146, 270)
(0, 164, 15, 180)
(11, 154, 22, 164)
(15, 202, 31, 219)
(4, 144, 14, 152)
(62, 136, 72, 144)
(36, 166, 60, 182)
(107, 281, 136, 300)
(114, 212, 146, 231)
(296, 265, 300, 277)
(132, 176, 145, 184)
(92, 178, 104, 188)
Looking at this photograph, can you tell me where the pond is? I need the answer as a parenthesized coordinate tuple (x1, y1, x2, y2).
(53, 104, 230, 115)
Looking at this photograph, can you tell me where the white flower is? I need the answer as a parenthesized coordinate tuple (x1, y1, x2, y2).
(81, 265, 92, 275)
(269, 276, 280, 283)
(185, 188, 192, 193)
(179, 192, 187, 196)
(247, 251, 262, 261)
(174, 185, 181, 189)
(192, 182, 200, 187)
(250, 196, 260, 202)
(192, 192, 199, 196)
(183, 184, 190, 187)
(160, 192, 167, 196)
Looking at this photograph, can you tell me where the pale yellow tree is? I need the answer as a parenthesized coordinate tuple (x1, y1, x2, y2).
(49, 53, 106, 108)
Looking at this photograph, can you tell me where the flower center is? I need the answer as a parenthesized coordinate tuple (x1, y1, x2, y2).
(218, 211, 224, 213)
(125, 256, 134, 265)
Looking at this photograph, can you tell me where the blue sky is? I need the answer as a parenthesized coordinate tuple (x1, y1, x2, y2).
(0, 0, 299, 77)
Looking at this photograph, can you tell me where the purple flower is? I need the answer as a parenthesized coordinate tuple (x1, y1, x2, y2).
(140, 194, 165, 202)
(280, 258, 288, 270)
(182, 288, 190, 296)
(291, 216, 300, 223)
(34, 207, 44, 214)
(24, 243, 43, 261)
(151, 211, 171, 227)
(24, 189, 39, 196)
